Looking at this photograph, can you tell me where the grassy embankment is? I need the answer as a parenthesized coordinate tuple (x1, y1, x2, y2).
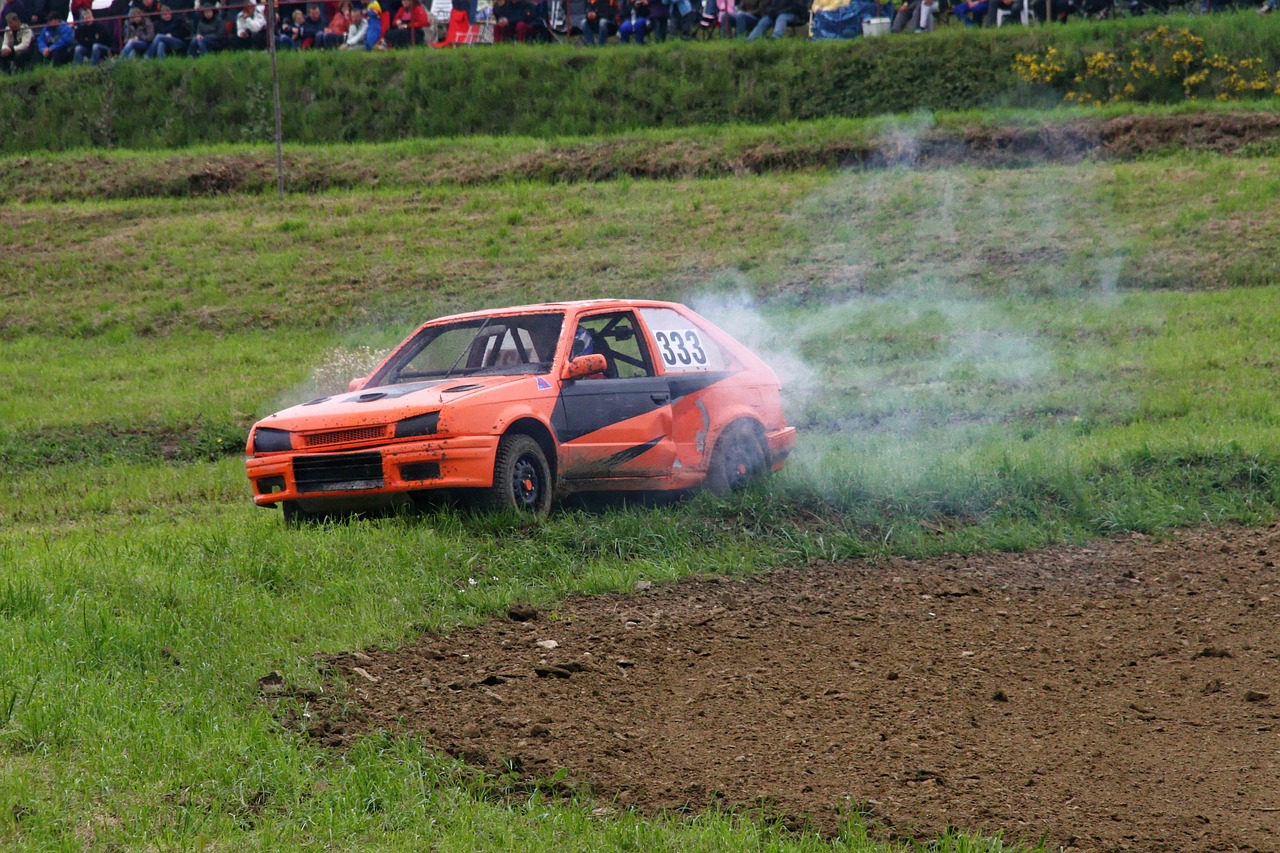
(3, 143, 1280, 849)
(5, 14, 1280, 151)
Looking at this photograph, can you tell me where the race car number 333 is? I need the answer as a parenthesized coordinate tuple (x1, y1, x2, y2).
(653, 329, 708, 368)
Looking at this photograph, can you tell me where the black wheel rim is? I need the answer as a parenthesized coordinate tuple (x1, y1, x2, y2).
(723, 442, 757, 490)
(511, 455, 542, 509)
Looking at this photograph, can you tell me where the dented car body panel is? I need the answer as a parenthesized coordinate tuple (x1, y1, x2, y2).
(245, 299, 796, 514)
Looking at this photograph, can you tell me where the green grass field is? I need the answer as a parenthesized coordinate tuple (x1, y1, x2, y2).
(4, 112, 1280, 850)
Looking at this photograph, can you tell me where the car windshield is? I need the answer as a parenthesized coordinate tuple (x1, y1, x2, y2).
(370, 312, 565, 386)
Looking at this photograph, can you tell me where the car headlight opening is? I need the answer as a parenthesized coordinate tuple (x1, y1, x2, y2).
(252, 427, 293, 453)
(394, 411, 440, 439)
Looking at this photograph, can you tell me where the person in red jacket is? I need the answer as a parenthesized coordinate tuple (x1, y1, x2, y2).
(581, 0, 616, 44)
(385, 0, 434, 46)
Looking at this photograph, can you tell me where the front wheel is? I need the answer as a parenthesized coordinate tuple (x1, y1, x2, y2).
(281, 500, 315, 526)
(705, 423, 768, 495)
(479, 434, 553, 513)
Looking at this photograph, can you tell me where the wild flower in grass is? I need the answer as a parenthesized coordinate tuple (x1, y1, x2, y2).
(1011, 27, 1278, 105)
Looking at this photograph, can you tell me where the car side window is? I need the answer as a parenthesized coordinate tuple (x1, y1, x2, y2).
(637, 307, 730, 373)
(574, 313, 655, 380)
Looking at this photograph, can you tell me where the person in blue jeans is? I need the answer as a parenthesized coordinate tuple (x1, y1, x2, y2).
(146, 5, 191, 58)
(187, 2, 225, 56)
(745, 0, 806, 38)
(73, 8, 112, 64)
(120, 6, 155, 58)
(617, 0, 649, 42)
(951, 0, 987, 23)
(581, 0, 617, 44)
(732, 0, 763, 35)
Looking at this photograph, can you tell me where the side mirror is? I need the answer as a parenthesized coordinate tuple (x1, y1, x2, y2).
(562, 354, 607, 380)
(348, 377, 369, 392)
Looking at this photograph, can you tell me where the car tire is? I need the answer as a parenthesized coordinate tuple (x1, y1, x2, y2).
(282, 501, 313, 526)
(480, 434, 553, 513)
(706, 422, 767, 495)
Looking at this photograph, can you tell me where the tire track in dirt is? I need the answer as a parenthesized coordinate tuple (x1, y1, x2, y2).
(302, 524, 1280, 852)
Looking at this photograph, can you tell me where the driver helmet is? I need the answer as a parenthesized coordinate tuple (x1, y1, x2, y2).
(572, 327, 595, 358)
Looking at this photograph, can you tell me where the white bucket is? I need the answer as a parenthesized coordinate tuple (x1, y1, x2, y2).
(862, 16, 890, 36)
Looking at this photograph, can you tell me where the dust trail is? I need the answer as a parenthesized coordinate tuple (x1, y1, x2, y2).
(689, 115, 1128, 492)
(272, 345, 388, 413)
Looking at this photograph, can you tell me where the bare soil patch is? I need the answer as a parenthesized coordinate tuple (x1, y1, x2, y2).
(9, 113, 1280, 203)
(305, 525, 1280, 851)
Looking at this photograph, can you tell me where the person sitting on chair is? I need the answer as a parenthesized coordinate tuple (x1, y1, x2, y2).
(581, 0, 617, 44)
(494, 0, 537, 41)
(745, 0, 806, 39)
(951, 0, 988, 23)
(386, 0, 434, 46)
(891, 0, 937, 31)
(983, 0, 1021, 25)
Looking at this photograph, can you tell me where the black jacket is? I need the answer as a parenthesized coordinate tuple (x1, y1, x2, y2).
(763, 0, 806, 18)
(154, 15, 191, 37)
(74, 20, 110, 46)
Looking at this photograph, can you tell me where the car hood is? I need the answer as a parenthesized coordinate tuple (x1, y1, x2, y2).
(256, 375, 532, 431)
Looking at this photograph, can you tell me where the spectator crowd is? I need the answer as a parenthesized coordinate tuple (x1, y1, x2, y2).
(0, 0, 822, 70)
(6, 0, 1203, 74)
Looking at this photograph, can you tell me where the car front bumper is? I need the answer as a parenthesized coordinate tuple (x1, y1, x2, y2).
(246, 434, 500, 507)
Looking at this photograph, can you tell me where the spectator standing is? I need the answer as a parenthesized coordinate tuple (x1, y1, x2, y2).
(314, 0, 350, 46)
(45, 0, 71, 23)
(617, 0, 648, 42)
(146, 4, 191, 57)
(385, 0, 432, 45)
(647, 0, 668, 40)
(120, 6, 155, 57)
(0, 11, 32, 70)
(745, 0, 804, 38)
(731, 0, 761, 35)
(132, 0, 162, 20)
(233, 1, 266, 48)
(72, 7, 111, 64)
(276, 7, 305, 46)
(187, 1, 224, 54)
(0, 0, 28, 26)
(36, 10, 73, 63)
(669, 0, 696, 37)
(580, 0, 615, 44)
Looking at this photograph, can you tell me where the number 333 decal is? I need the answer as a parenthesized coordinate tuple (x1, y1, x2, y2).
(653, 329, 708, 368)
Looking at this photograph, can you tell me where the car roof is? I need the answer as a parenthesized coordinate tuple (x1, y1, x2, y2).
(424, 299, 689, 326)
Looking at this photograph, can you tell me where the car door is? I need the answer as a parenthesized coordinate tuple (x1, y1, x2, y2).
(636, 305, 741, 470)
(552, 311, 677, 480)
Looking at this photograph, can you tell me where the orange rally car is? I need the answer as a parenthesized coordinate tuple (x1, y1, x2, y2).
(245, 299, 797, 520)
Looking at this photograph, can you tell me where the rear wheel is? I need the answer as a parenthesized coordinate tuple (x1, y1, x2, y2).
(480, 434, 553, 513)
(705, 422, 768, 495)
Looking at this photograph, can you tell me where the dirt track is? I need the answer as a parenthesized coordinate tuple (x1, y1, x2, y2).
(307, 525, 1280, 851)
